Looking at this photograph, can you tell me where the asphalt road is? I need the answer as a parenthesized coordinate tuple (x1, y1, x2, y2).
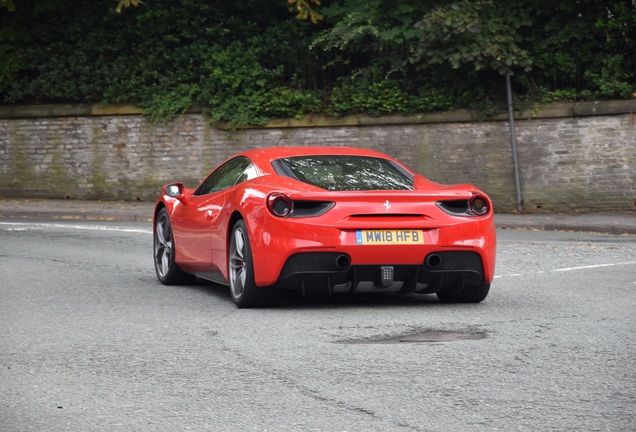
(1, 219, 635, 432)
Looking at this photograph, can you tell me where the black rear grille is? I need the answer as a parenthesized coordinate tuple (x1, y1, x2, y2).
(275, 251, 484, 295)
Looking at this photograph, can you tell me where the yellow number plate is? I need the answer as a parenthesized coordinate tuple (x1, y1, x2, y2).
(356, 230, 424, 245)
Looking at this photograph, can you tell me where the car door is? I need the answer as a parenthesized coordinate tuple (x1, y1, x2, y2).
(208, 162, 261, 276)
(173, 157, 252, 274)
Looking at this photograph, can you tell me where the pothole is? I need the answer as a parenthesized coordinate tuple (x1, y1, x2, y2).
(343, 330, 487, 344)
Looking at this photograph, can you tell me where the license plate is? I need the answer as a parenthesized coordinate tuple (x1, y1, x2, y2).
(356, 230, 424, 245)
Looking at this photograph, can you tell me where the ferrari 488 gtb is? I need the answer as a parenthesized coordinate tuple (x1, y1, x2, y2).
(153, 146, 496, 308)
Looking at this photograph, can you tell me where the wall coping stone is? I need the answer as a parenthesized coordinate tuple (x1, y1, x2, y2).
(0, 99, 635, 128)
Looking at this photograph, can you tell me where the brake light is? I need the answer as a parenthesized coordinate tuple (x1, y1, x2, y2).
(267, 193, 292, 217)
(469, 194, 490, 216)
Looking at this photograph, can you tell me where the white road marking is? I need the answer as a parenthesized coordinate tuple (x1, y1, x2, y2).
(0, 221, 152, 234)
(553, 262, 636, 272)
(494, 261, 636, 278)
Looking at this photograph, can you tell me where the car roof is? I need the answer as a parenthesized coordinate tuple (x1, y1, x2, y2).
(240, 146, 398, 166)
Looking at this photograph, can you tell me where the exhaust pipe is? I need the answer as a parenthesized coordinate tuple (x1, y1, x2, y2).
(335, 254, 351, 270)
(425, 254, 442, 269)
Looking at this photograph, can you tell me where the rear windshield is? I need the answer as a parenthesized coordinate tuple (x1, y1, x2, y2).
(273, 155, 413, 191)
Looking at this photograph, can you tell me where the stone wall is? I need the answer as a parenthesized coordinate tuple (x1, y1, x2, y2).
(0, 100, 634, 213)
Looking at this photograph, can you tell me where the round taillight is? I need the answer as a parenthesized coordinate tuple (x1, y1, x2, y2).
(267, 193, 292, 217)
(469, 195, 490, 216)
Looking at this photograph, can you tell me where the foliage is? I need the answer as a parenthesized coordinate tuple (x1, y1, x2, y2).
(115, 0, 142, 14)
(288, 0, 323, 24)
(327, 67, 454, 117)
(584, 55, 634, 99)
(0, 0, 634, 126)
(0, 0, 15, 11)
(411, 0, 533, 75)
(142, 84, 197, 124)
(195, 41, 322, 126)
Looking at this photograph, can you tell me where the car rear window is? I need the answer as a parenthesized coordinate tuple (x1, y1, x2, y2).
(273, 155, 413, 191)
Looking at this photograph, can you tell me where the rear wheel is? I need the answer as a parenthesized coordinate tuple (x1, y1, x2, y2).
(229, 219, 280, 308)
(154, 208, 195, 285)
(436, 283, 490, 303)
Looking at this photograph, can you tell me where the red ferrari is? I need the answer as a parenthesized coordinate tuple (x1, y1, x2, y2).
(153, 146, 496, 308)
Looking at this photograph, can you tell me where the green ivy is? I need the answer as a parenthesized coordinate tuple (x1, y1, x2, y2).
(328, 70, 453, 118)
(584, 55, 634, 99)
(142, 84, 198, 124)
(0, 0, 634, 125)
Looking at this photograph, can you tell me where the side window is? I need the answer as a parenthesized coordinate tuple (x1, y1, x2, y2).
(235, 163, 259, 185)
(195, 157, 252, 195)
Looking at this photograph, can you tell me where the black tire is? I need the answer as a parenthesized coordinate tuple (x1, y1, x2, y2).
(436, 283, 490, 303)
(228, 219, 280, 308)
(154, 208, 195, 285)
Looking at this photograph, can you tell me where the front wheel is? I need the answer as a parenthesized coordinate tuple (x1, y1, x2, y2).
(436, 283, 490, 303)
(228, 220, 280, 308)
(154, 208, 195, 285)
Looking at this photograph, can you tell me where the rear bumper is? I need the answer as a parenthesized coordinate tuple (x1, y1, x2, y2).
(275, 251, 486, 295)
(248, 209, 496, 288)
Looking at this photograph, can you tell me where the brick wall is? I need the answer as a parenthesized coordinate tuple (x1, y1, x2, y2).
(0, 101, 634, 213)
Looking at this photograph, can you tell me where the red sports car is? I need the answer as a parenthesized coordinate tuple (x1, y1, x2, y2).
(153, 146, 496, 308)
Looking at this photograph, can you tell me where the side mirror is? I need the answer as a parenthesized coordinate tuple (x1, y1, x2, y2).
(162, 182, 185, 199)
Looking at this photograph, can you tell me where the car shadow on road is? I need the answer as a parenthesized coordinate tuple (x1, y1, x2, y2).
(164, 277, 485, 310)
(279, 291, 445, 309)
